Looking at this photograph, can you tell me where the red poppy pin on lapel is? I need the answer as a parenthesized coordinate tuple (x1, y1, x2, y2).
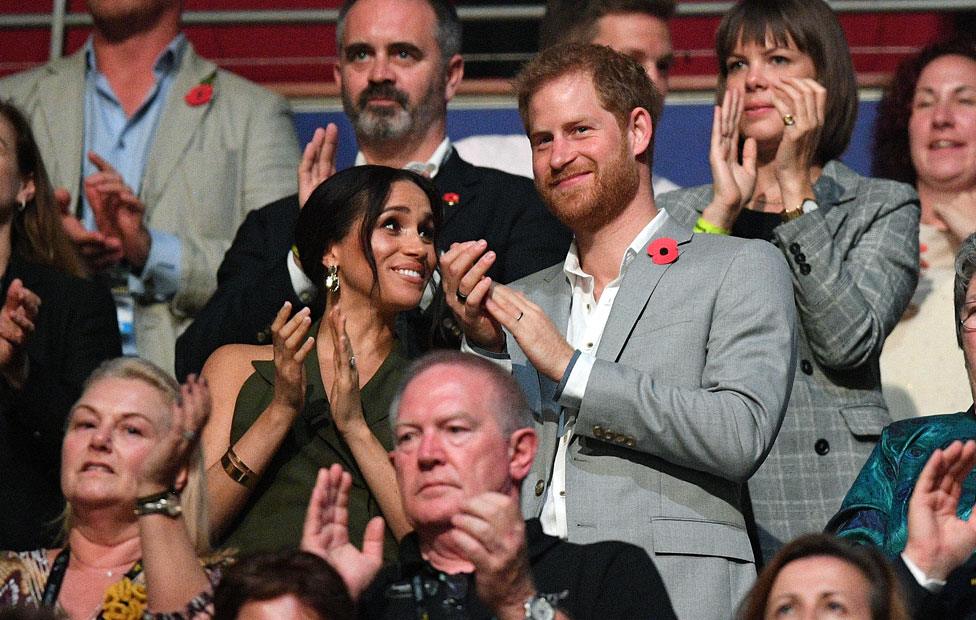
(647, 238, 678, 265)
(185, 74, 215, 107)
(442, 192, 460, 206)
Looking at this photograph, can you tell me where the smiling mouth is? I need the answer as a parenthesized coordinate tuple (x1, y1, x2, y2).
(550, 170, 592, 189)
(930, 140, 963, 150)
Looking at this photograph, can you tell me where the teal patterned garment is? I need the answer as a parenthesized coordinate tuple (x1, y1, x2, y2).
(826, 408, 976, 557)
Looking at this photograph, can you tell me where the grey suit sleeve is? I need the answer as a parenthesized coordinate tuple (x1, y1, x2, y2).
(175, 83, 299, 313)
(574, 240, 797, 482)
(772, 182, 919, 371)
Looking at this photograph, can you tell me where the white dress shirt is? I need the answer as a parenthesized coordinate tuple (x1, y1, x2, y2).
(540, 209, 669, 537)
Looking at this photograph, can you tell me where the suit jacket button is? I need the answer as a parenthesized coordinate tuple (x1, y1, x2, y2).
(788, 242, 801, 255)
(626, 437, 636, 448)
(800, 359, 813, 375)
(799, 263, 812, 275)
(593, 425, 604, 438)
(299, 291, 314, 304)
(815, 439, 830, 455)
(795, 253, 806, 263)
(534, 480, 545, 496)
(256, 328, 270, 344)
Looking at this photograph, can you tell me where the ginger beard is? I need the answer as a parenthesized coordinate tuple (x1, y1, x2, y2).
(536, 134, 641, 234)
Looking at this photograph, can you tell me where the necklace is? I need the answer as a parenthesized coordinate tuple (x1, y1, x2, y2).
(69, 551, 139, 578)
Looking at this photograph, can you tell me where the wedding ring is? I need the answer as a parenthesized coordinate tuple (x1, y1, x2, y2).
(182, 430, 198, 442)
(515, 311, 524, 322)
(455, 289, 469, 303)
(349, 355, 357, 369)
(782, 114, 796, 127)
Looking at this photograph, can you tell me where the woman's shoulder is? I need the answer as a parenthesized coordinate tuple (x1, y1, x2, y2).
(822, 161, 919, 211)
(880, 411, 976, 457)
(0, 549, 49, 606)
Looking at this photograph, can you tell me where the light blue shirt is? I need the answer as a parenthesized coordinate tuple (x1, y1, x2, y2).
(82, 34, 185, 302)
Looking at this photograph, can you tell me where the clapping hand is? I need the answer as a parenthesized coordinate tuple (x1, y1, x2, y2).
(904, 439, 976, 581)
(137, 375, 211, 496)
(299, 124, 339, 207)
(56, 185, 124, 272)
(770, 77, 825, 207)
(301, 464, 385, 599)
(270, 302, 315, 414)
(441, 240, 506, 351)
(84, 152, 152, 270)
(327, 305, 366, 435)
(450, 492, 537, 620)
(701, 88, 757, 230)
(0, 279, 40, 389)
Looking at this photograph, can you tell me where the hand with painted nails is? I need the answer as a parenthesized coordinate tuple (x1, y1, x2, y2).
(271, 301, 315, 415)
(441, 240, 506, 351)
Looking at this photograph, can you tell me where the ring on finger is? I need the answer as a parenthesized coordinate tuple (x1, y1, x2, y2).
(349, 355, 357, 369)
(782, 114, 796, 127)
(455, 289, 469, 304)
(515, 311, 524, 322)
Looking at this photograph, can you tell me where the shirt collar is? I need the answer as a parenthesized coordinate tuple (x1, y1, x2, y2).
(354, 137, 453, 178)
(84, 32, 186, 79)
(563, 209, 669, 282)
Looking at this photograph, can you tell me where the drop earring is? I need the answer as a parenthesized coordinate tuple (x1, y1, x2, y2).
(324, 265, 340, 295)
(17, 197, 26, 212)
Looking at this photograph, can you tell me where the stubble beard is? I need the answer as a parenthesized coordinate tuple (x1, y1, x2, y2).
(538, 143, 641, 234)
(343, 75, 445, 147)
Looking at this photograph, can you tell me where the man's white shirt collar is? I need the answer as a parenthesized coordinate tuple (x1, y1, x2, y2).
(354, 138, 452, 178)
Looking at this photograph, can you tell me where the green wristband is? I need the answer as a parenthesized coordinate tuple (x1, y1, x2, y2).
(693, 216, 730, 235)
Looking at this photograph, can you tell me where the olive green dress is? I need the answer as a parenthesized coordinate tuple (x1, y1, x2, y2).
(220, 331, 408, 559)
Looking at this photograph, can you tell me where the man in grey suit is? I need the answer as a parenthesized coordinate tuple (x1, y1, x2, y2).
(441, 43, 798, 619)
(0, 0, 299, 371)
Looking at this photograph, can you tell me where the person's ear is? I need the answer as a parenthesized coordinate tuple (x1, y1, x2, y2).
(443, 54, 464, 102)
(628, 107, 653, 159)
(174, 466, 189, 493)
(508, 427, 538, 482)
(17, 175, 35, 207)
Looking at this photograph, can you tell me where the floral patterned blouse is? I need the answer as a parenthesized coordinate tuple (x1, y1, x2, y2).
(0, 549, 221, 620)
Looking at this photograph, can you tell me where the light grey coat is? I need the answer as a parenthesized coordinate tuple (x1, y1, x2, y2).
(659, 160, 920, 561)
(0, 42, 299, 372)
(512, 214, 797, 620)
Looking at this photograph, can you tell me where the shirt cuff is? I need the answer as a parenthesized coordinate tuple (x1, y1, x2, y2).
(901, 552, 947, 592)
(461, 336, 512, 372)
(557, 351, 594, 409)
(287, 250, 316, 298)
(129, 228, 181, 302)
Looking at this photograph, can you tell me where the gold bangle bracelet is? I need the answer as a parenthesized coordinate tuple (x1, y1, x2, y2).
(221, 446, 256, 488)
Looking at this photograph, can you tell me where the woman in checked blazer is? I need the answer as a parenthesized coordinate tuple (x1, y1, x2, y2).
(657, 0, 920, 561)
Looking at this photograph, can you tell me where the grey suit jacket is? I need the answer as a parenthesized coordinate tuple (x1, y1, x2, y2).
(510, 214, 797, 620)
(0, 42, 299, 372)
(659, 160, 920, 562)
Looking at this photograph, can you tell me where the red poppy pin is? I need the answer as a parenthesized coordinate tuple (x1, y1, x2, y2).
(442, 192, 460, 206)
(647, 237, 679, 265)
(185, 74, 215, 107)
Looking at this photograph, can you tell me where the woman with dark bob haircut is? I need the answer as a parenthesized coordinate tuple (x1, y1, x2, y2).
(202, 165, 441, 557)
(873, 37, 976, 421)
(0, 101, 120, 551)
(736, 533, 909, 620)
(658, 0, 920, 561)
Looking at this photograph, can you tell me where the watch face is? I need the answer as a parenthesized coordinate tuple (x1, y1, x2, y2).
(528, 597, 556, 620)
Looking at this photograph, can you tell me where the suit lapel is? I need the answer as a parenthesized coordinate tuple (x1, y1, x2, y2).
(141, 43, 216, 218)
(596, 216, 693, 361)
(35, 52, 86, 212)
